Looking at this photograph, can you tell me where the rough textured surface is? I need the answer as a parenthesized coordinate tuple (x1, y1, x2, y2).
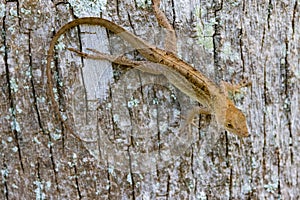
(0, 0, 299, 199)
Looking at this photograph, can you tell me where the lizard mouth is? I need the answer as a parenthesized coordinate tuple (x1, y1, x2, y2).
(240, 132, 249, 137)
(226, 128, 249, 137)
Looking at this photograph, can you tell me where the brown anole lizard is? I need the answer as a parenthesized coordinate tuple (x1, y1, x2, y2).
(46, 4, 250, 138)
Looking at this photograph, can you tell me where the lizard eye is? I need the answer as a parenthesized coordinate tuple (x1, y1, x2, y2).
(227, 123, 234, 129)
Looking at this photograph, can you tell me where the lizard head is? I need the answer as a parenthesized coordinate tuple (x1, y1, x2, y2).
(223, 99, 249, 137)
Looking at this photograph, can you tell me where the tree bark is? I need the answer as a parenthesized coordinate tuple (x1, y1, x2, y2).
(0, 0, 299, 199)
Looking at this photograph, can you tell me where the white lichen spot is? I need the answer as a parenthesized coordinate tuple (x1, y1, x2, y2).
(61, 113, 68, 121)
(11, 119, 21, 132)
(68, 0, 107, 17)
(152, 98, 159, 105)
(113, 114, 119, 123)
(72, 154, 78, 165)
(105, 182, 110, 190)
(0, 4, 5, 18)
(55, 42, 66, 52)
(135, 181, 141, 187)
(229, 0, 241, 7)
(51, 132, 61, 141)
(50, 61, 55, 69)
(7, 137, 13, 142)
(10, 78, 19, 92)
(2, 140, 7, 146)
(197, 191, 207, 200)
(12, 183, 18, 189)
(68, 162, 74, 167)
(159, 122, 168, 132)
(222, 42, 232, 56)
(196, 19, 215, 52)
(33, 180, 46, 200)
(106, 102, 112, 109)
(7, 26, 15, 34)
(20, 7, 31, 15)
(174, 108, 180, 117)
(186, 179, 194, 190)
(9, 7, 18, 17)
(283, 98, 291, 110)
(1, 169, 8, 182)
(47, 142, 53, 148)
(289, 137, 293, 145)
(292, 68, 300, 80)
(55, 128, 62, 134)
(38, 97, 46, 103)
(127, 98, 140, 108)
(33, 137, 41, 144)
(136, 0, 151, 8)
(12, 146, 18, 152)
(264, 182, 278, 193)
(25, 69, 32, 78)
(4, 114, 10, 120)
(0, 169, 8, 179)
(126, 173, 132, 185)
(52, 88, 59, 101)
(45, 181, 51, 191)
(251, 158, 259, 169)
(242, 182, 252, 194)
(73, 153, 77, 159)
(0, 45, 5, 54)
(149, 107, 157, 116)
(108, 166, 116, 177)
(58, 80, 64, 87)
(170, 93, 177, 100)
(16, 105, 22, 114)
(221, 41, 239, 62)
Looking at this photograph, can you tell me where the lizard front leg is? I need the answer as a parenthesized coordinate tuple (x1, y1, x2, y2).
(221, 78, 251, 99)
(180, 106, 211, 131)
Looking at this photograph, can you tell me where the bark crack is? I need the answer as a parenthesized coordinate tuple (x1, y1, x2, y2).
(266, 0, 273, 29)
(276, 148, 281, 197)
(2, 15, 24, 172)
(28, 31, 44, 133)
(47, 134, 61, 194)
(1, 160, 9, 200)
(262, 58, 267, 181)
(127, 149, 136, 200)
(212, 0, 224, 81)
(73, 164, 82, 199)
(291, 0, 298, 39)
(238, 28, 245, 72)
(282, 40, 293, 165)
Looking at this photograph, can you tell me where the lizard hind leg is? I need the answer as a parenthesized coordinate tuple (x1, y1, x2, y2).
(152, 0, 177, 54)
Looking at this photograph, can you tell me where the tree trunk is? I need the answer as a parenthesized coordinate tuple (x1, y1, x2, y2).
(0, 0, 299, 199)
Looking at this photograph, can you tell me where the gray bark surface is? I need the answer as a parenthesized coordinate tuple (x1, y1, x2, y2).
(0, 0, 299, 199)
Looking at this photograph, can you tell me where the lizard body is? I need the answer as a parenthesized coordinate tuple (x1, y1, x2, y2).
(46, 17, 249, 137)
